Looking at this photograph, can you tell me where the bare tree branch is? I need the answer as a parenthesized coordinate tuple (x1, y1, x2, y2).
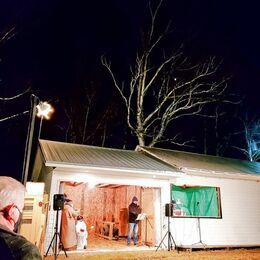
(0, 27, 16, 46)
(0, 110, 29, 122)
(0, 87, 31, 101)
(233, 117, 260, 161)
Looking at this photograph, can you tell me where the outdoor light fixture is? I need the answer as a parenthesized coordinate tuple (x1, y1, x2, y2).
(36, 101, 54, 120)
(36, 101, 54, 139)
(22, 95, 54, 185)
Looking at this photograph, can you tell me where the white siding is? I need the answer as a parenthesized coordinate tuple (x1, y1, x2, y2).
(44, 168, 260, 251)
(172, 175, 260, 246)
(44, 173, 62, 254)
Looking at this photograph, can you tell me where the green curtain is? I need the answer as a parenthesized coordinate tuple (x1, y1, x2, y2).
(171, 185, 219, 217)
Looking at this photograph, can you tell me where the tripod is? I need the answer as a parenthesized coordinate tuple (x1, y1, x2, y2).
(192, 202, 206, 247)
(45, 209, 68, 259)
(156, 216, 178, 252)
(192, 217, 206, 247)
(144, 216, 153, 247)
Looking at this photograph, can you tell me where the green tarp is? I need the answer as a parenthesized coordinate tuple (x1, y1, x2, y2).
(171, 185, 220, 217)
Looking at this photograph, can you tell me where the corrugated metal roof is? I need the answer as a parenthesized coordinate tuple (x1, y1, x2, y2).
(39, 140, 181, 174)
(138, 146, 260, 175)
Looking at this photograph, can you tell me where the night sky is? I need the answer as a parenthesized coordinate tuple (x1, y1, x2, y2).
(1, 0, 260, 180)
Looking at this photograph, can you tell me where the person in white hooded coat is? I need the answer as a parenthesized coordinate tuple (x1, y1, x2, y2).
(75, 215, 88, 250)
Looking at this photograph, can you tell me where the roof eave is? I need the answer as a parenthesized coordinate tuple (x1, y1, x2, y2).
(45, 161, 185, 178)
(183, 167, 260, 181)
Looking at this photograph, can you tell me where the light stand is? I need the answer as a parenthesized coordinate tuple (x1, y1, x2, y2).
(144, 216, 153, 247)
(45, 209, 68, 259)
(22, 95, 54, 185)
(156, 216, 178, 252)
(22, 94, 37, 185)
(192, 202, 206, 247)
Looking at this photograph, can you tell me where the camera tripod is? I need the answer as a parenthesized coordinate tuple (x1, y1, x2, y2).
(45, 209, 68, 259)
(156, 216, 178, 252)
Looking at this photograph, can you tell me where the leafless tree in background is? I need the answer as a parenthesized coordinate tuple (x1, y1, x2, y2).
(64, 84, 121, 147)
(0, 27, 31, 122)
(102, 0, 230, 147)
(234, 117, 260, 162)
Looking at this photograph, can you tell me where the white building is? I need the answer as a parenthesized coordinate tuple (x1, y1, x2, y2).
(31, 140, 260, 254)
(138, 146, 260, 248)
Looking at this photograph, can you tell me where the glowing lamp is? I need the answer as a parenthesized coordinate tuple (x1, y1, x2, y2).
(36, 101, 54, 120)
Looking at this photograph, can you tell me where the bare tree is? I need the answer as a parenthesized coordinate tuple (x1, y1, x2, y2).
(64, 84, 122, 147)
(204, 105, 234, 156)
(0, 88, 31, 122)
(0, 27, 31, 122)
(64, 85, 97, 144)
(101, 0, 230, 147)
(234, 117, 260, 162)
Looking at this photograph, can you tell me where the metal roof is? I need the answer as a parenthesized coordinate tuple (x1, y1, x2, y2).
(137, 146, 260, 176)
(38, 140, 181, 174)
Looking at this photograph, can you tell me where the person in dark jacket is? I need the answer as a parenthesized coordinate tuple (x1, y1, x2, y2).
(127, 196, 141, 246)
(0, 176, 42, 259)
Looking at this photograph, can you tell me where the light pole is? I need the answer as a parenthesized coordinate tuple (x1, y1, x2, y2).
(22, 95, 54, 185)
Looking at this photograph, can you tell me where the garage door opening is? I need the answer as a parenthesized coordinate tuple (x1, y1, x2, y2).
(58, 181, 161, 252)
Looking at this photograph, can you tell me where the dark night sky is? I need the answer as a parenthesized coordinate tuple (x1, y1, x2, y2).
(1, 0, 260, 180)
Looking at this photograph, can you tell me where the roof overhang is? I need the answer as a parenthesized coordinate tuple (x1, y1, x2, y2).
(31, 140, 187, 182)
(45, 160, 185, 180)
(137, 146, 260, 181)
(181, 167, 260, 181)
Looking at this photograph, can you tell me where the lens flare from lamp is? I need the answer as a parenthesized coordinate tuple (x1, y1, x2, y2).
(36, 101, 54, 120)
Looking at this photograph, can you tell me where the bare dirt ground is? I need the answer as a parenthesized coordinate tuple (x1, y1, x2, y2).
(44, 235, 260, 259)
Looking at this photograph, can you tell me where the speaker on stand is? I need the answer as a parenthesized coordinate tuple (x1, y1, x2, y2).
(45, 194, 68, 259)
(165, 203, 174, 217)
(156, 203, 178, 252)
(53, 194, 65, 211)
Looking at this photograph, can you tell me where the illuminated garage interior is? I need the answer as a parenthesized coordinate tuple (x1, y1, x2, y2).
(60, 181, 161, 251)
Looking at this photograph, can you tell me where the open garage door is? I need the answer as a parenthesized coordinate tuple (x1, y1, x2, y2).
(57, 181, 161, 251)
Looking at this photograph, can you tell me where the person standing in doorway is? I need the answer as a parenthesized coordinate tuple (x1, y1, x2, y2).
(127, 196, 141, 246)
(60, 199, 78, 250)
(75, 215, 88, 250)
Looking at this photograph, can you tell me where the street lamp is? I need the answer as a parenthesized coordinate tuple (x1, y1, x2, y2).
(22, 95, 54, 185)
